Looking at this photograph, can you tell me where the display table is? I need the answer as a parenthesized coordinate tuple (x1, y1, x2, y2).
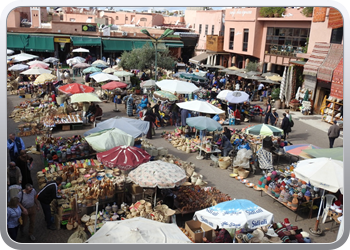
(195, 145, 221, 159)
(261, 189, 320, 222)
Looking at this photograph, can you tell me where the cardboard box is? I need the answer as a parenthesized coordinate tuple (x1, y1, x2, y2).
(62, 125, 71, 131)
(25, 94, 32, 99)
(185, 220, 213, 243)
(131, 193, 143, 203)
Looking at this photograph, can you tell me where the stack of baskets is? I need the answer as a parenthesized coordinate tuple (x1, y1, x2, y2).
(218, 157, 231, 170)
(238, 167, 250, 178)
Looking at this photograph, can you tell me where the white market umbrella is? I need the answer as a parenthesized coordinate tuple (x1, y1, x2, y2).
(225, 91, 250, 104)
(7, 49, 14, 55)
(156, 79, 199, 94)
(194, 199, 274, 232)
(113, 70, 134, 77)
(9, 52, 38, 63)
(294, 157, 343, 233)
(72, 63, 91, 69)
(85, 218, 192, 243)
(27, 60, 49, 67)
(176, 100, 224, 114)
(102, 67, 117, 74)
(129, 160, 187, 206)
(141, 79, 156, 88)
(43, 57, 59, 63)
(8, 63, 29, 71)
(20, 68, 52, 75)
(66, 56, 86, 66)
(91, 72, 120, 83)
(70, 93, 102, 103)
(72, 47, 90, 53)
(92, 59, 108, 66)
(216, 89, 234, 101)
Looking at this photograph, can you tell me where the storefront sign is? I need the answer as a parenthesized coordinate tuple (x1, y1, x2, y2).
(229, 9, 253, 18)
(54, 37, 70, 43)
(82, 25, 97, 32)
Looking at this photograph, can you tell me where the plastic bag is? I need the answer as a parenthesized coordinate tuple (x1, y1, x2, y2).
(232, 148, 252, 169)
(68, 226, 88, 243)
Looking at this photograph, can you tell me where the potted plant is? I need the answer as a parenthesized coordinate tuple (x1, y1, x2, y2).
(271, 87, 281, 109)
(260, 7, 274, 17)
(273, 7, 286, 17)
(301, 7, 313, 17)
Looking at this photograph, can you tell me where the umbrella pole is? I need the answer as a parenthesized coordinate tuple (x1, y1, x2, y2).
(93, 201, 99, 234)
(154, 186, 157, 207)
(314, 189, 325, 232)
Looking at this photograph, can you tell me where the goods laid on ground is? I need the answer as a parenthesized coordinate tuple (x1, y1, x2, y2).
(174, 185, 231, 213)
(17, 122, 43, 137)
(37, 135, 94, 163)
(42, 114, 83, 127)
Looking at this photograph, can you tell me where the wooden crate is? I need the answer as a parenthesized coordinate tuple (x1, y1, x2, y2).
(72, 124, 83, 130)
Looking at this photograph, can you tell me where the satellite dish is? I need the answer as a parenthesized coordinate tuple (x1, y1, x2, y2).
(122, 31, 128, 36)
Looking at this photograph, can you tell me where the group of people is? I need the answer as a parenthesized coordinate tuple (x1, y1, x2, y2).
(7, 133, 66, 241)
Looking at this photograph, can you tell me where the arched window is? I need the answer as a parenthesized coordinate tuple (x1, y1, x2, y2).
(140, 18, 147, 21)
(116, 16, 119, 20)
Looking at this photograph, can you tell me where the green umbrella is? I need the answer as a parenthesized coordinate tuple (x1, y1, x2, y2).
(186, 116, 223, 132)
(83, 66, 102, 74)
(153, 90, 178, 102)
(179, 73, 208, 83)
(245, 124, 284, 137)
(302, 147, 343, 161)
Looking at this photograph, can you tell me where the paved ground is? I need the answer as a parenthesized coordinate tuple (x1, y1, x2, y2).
(7, 78, 341, 244)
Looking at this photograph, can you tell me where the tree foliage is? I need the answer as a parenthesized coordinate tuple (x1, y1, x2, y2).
(245, 61, 260, 72)
(119, 43, 175, 78)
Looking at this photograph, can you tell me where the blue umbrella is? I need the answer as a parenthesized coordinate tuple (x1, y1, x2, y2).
(89, 72, 103, 77)
(83, 67, 102, 74)
(93, 63, 109, 69)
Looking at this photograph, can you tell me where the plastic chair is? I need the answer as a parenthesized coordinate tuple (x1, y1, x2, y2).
(322, 194, 338, 223)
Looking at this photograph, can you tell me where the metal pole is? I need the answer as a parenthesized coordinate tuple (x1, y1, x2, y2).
(155, 41, 158, 83)
(93, 201, 99, 234)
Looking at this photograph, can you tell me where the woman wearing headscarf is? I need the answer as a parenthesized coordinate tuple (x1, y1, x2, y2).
(16, 150, 33, 189)
(126, 94, 134, 117)
(136, 95, 148, 114)
(144, 110, 155, 139)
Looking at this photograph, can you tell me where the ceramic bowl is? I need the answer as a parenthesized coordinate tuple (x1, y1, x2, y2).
(229, 173, 238, 178)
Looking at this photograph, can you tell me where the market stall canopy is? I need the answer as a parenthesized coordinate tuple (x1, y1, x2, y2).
(202, 64, 226, 69)
(84, 117, 149, 138)
(246, 75, 265, 81)
(189, 52, 209, 64)
(193, 199, 274, 230)
(141, 79, 156, 88)
(33, 73, 57, 85)
(284, 144, 321, 158)
(259, 79, 280, 85)
(29, 63, 49, 69)
(93, 63, 109, 69)
(216, 89, 234, 101)
(236, 73, 249, 78)
(225, 91, 250, 104)
(89, 72, 102, 77)
(101, 81, 127, 90)
(245, 124, 283, 137)
(7, 49, 14, 55)
(156, 79, 199, 94)
(113, 70, 134, 77)
(8, 64, 29, 71)
(177, 100, 224, 114)
(266, 75, 283, 82)
(153, 90, 178, 102)
(128, 160, 187, 189)
(82, 66, 102, 74)
(179, 73, 208, 83)
(43, 57, 59, 63)
(228, 66, 244, 71)
(192, 70, 207, 77)
(261, 72, 280, 77)
(294, 157, 343, 194)
(246, 71, 261, 76)
(85, 128, 134, 152)
(225, 70, 243, 75)
(186, 116, 222, 131)
(72, 47, 90, 53)
(72, 63, 91, 69)
(58, 83, 94, 94)
(302, 147, 343, 161)
(70, 93, 101, 103)
(91, 72, 120, 83)
(85, 217, 192, 243)
(20, 68, 52, 75)
(96, 146, 151, 170)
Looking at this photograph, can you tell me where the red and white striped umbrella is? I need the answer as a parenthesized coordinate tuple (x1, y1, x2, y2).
(96, 146, 151, 170)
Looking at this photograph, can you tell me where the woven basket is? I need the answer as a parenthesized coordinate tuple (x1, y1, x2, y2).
(238, 168, 250, 178)
(218, 157, 231, 169)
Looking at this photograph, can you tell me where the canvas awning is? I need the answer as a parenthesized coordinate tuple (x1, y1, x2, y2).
(7, 34, 55, 52)
(71, 36, 101, 46)
(330, 57, 343, 100)
(303, 42, 331, 76)
(317, 44, 343, 82)
(165, 42, 184, 48)
(102, 39, 133, 51)
(189, 52, 209, 64)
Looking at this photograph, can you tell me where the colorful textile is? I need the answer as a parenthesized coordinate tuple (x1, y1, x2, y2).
(303, 42, 331, 76)
(313, 7, 327, 22)
(257, 148, 273, 171)
(317, 44, 343, 82)
(328, 8, 343, 29)
(330, 58, 343, 100)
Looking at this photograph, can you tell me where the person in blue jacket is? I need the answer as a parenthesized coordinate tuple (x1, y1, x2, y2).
(136, 95, 148, 114)
(7, 133, 25, 162)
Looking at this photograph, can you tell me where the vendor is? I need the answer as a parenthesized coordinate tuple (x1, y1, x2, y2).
(219, 128, 233, 157)
(136, 95, 148, 114)
(203, 227, 233, 243)
(270, 108, 279, 126)
(85, 102, 96, 122)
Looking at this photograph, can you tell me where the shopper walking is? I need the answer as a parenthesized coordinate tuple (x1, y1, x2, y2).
(281, 113, 291, 140)
(37, 177, 66, 230)
(7, 133, 25, 162)
(327, 120, 341, 148)
(16, 150, 33, 189)
(264, 100, 272, 124)
(17, 184, 40, 241)
(7, 197, 22, 241)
